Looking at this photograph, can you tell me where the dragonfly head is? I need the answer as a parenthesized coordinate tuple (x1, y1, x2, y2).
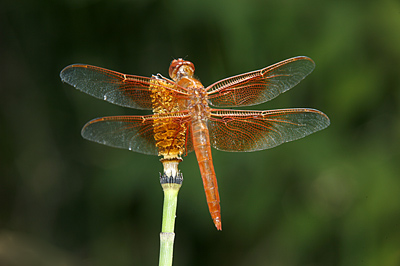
(169, 58, 195, 81)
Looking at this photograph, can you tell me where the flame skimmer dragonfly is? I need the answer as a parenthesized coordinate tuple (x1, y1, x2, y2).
(60, 56, 330, 230)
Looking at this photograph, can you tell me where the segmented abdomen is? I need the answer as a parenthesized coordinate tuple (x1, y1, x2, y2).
(191, 119, 222, 230)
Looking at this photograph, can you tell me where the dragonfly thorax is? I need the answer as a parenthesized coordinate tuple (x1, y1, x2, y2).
(188, 86, 210, 121)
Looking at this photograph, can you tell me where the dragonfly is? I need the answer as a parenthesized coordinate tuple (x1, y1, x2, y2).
(60, 56, 330, 230)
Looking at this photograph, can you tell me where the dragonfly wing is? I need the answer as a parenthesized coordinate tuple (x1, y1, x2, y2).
(81, 114, 194, 156)
(82, 115, 158, 155)
(207, 56, 315, 107)
(60, 64, 179, 110)
(208, 108, 330, 152)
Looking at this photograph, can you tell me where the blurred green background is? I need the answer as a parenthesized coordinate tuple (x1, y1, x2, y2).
(1, 0, 400, 265)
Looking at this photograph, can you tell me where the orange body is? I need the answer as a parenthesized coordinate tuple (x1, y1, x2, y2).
(175, 72, 222, 230)
(191, 119, 221, 229)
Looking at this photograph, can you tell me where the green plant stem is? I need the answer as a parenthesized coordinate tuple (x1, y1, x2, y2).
(161, 183, 180, 232)
(158, 158, 182, 266)
(159, 183, 180, 266)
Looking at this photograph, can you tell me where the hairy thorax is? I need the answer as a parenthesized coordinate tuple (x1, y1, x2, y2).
(177, 76, 211, 122)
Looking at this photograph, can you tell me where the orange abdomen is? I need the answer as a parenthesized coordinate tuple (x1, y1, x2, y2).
(191, 119, 222, 230)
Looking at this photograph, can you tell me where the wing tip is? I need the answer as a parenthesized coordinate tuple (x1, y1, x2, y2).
(59, 64, 89, 81)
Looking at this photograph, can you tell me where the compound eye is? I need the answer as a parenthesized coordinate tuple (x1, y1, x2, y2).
(169, 59, 195, 80)
(169, 59, 184, 78)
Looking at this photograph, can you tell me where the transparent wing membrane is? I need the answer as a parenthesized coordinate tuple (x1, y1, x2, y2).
(81, 114, 193, 156)
(60, 64, 181, 110)
(207, 57, 315, 107)
(209, 108, 330, 152)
